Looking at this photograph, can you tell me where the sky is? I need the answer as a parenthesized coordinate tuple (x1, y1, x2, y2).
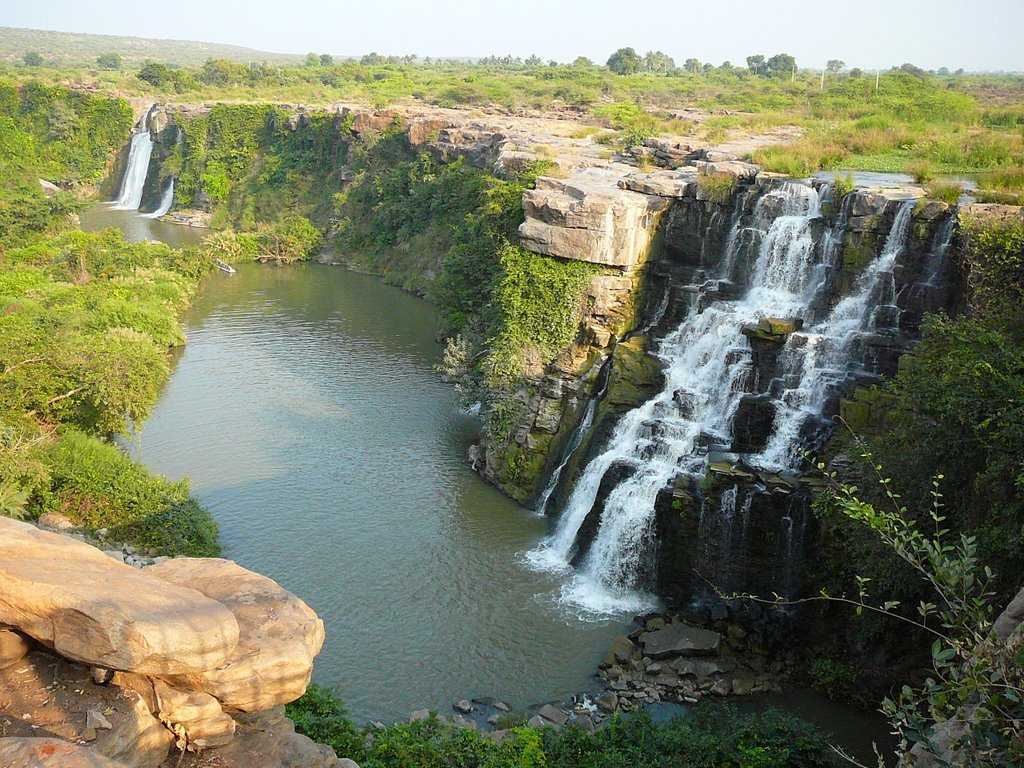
(3, 0, 1022, 72)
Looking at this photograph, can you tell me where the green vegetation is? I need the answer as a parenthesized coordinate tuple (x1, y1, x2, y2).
(0, 80, 133, 247)
(288, 686, 837, 767)
(0, 228, 234, 554)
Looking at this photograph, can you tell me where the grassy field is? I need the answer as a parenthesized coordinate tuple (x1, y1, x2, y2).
(4, 56, 1022, 199)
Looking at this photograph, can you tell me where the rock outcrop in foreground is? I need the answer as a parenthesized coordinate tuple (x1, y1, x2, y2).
(0, 518, 339, 768)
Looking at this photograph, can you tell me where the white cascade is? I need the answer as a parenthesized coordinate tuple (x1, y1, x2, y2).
(112, 107, 155, 211)
(527, 182, 828, 613)
(757, 199, 916, 469)
(143, 178, 174, 219)
(533, 358, 611, 516)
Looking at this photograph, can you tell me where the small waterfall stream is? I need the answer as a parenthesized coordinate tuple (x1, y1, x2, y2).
(143, 178, 175, 219)
(528, 182, 927, 614)
(113, 107, 155, 211)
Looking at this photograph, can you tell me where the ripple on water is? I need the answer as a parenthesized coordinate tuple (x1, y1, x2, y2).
(124, 262, 630, 721)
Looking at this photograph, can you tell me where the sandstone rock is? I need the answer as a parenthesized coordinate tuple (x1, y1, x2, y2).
(0, 738, 121, 767)
(537, 704, 568, 726)
(0, 519, 238, 675)
(86, 710, 112, 731)
(154, 680, 236, 751)
(596, 692, 618, 712)
(0, 626, 31, 669)
(37, 179, 61, 197)
(640, 623, 721, 658)
(36, 512, 76, 531)
(409, 709, 431, 722)
(526, 715, 547, 728)
(94, 695, 174, 768)
(519, 168, 670, 266)
(453, 699, 473, 714)
(619, 169, 697, 198)
(205, 707, 344, 767)
(148, 558, 325, 712)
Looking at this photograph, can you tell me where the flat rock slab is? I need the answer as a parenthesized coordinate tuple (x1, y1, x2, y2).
(0, 738, 120, 767)
(149, 558, 325, 712)
(640, 623, 721, 658)
(0, 519, 238, 676)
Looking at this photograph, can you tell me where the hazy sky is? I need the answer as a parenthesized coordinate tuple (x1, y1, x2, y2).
(4, 0, 1022, 71)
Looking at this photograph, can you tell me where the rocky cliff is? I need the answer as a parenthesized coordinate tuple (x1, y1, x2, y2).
(0, 517, 345, 768)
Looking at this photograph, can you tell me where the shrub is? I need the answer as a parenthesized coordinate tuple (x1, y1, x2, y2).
(924, 180, 962, 204)
(697, 171, 737, 204)
(35, 431, 219, 556)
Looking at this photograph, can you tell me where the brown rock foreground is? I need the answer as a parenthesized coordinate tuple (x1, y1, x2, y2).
(0, 519, 239, 676)
(0, 519, 342, 767)
(149, 558, 326, 713)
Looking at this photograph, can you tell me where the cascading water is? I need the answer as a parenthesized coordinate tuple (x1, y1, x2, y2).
(533, 357, 611, 516)
(143, 178, 175, 219)
(112, 106, 155, 211)
(528, 181, 833, 612)
(757, 200, 916, 469)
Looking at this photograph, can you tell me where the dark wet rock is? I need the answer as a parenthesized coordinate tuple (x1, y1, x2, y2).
(640, 623, 721, 658)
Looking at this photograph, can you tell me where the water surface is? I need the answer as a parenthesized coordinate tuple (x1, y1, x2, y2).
(81, 216, 628, 720)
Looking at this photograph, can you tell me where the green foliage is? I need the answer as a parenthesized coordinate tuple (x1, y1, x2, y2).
(0, 81, 132, 245)
(484, 243, 597, 385)
(95, 53, 121, 71)
(289, 685, 836, 768)
(960, 214, 1024, 333)
(606, 48, 641, 76)
(923, 180, 962, 204)
(807, 658, 860, 702)
(696, 172, 737, 204)
(0, 229, 225, 555)
(816, 456, 1024, 766)
(592, 102, 658, 149)
(35, 430, 218, 556)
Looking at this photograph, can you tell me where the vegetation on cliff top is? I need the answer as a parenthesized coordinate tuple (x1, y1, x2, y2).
(288, 685, 837, 768)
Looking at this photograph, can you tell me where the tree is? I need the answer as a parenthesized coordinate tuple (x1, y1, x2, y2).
(96, 52, 122, 70)
(319, 53, 334, 66)
(684, 58, 701, 74)
(137, 61, 173, 87)
(937, 66, 951, 76)
(304, 52, 319, 67)
(719, 61, 734, 72)
(572, 56, 592, 67)
(606, 47, 641, 75)
(525, 54, 542, 66)
(642, 50, 675, 74)
(849, 67, 864, 78)
(900, 62, 928, 78)
(766, 53, 796, 77)
(22, 52, 43, 67)
(745, 54, 765, 74)
(826, 59, 845, 74)
(360, 52, 383, 65)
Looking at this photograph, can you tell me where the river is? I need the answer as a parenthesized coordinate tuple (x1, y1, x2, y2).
(81, 204, 629, 723)
(80, 205, 894, 760)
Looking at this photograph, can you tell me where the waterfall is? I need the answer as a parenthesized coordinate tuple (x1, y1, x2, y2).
(533, 357, 612, 516)
(527, 181, 831, 612)
(112, 107, 155, 211)
(757, 200, 916, 469)
(143, 178, 174, 219)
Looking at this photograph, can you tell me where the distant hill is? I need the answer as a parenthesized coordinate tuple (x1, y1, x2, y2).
(0, 26, 307, 66)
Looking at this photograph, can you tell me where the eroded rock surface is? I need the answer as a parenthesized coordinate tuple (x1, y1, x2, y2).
(0, 519, 239, 676)
(0, 738, 121, 767)
(148, 558, 325, 712)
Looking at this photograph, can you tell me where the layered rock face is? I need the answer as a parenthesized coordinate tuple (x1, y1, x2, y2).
(527, 170, 962, 609)
(0, 518, 341, 767)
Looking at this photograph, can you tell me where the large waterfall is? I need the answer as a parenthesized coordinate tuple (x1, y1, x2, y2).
(528, 181, 921, 614)
(112, 107, 155, 211)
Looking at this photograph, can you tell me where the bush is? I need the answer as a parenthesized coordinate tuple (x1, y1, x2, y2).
(696, 171, 737, 204)
(35, 430, 219, 556)
(288, 685, 837, 768)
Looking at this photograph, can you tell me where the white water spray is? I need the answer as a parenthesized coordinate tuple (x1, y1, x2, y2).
(143, 178, 175, 219)
(112, 106, 155, 211)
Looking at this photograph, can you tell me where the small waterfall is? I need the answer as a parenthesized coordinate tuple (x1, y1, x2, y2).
(533, 358, 612, 516)
(143, 178, 174, 219)
(112, 106, 155, 211)
(528, 181, 830, 611)
(757, 200, 916, 469)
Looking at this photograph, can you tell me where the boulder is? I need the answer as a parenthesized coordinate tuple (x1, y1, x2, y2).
(148, 558, 325, 712)
(94, 695, 174, 768)
(537, 704, 568, 726)
(639, 623, 722, 658)
(0, 626, 31, 669)
(153, 680, 236, 751)
(519, 168, 670, 267)
(0, 519, 238, 675)
(203, 707, 344, 767)
(0, 738, 120, 767)
(35, 512, 76, 531)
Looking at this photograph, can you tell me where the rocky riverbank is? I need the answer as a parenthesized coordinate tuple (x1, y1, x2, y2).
(0, 518, 350, 767)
